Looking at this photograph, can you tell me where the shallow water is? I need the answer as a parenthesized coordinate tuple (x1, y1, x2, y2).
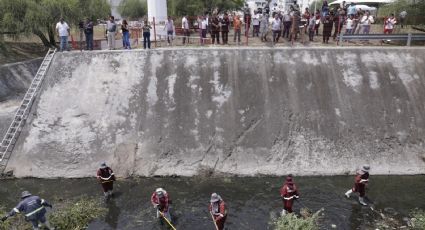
(1, 175, 424, 230)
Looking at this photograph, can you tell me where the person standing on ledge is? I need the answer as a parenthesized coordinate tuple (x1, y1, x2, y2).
(142, 19, 152, 49)
(345, 165, 370, 206)
(55, 18, 70, 52)
(106, 16, 117, 50)
(1, 191, 54, 230)
(97, 162, 115, 200)
(209, 193, 227, 230)
(151, 188, 172, 223)
(280, 174, 300, 215)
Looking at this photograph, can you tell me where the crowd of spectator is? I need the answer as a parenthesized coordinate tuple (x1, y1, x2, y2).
(54, 1, 410, 51)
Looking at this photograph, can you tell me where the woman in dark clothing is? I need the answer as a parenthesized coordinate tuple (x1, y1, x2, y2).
(322, 15, 333, 43)
(122, 20, 131, 49)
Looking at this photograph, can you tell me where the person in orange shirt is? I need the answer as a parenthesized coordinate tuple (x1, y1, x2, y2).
(233, 15, 242, 44)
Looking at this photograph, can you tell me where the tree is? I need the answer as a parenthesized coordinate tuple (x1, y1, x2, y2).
(167, 0, 244, 16)
(378, 0, 425, 25)
(0, 0, 111, 47)
(119, 0, 147, 20)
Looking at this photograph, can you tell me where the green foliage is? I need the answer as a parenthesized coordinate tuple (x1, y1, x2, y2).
(411, 209, 425, 230)
(0, 205, 33, 230)
(167, 0, 244, 16)
(119, 0, 147, 20)
(378, 0, 425, 25)
(0, 0, 111, 46)
(49, 197, 107, 230)
(271, 208, 323, 230)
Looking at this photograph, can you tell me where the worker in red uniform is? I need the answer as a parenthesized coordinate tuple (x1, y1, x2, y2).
(96, 162, 115, 200)
(209, 193, 227, 230)
(345, 165, 370, 206)
(280, 174, 300, 215)
(151, 188, 172, 222)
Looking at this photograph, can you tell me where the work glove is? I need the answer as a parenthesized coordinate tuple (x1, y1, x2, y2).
(1, 215, 8, 222)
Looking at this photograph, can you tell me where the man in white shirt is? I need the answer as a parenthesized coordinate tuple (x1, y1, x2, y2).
(252, 11, 260, 37)
(272, 14, 282, 44)
(164, 16, 174, 46)
(399, 10, 407, 28)
(360, 11, 374, 34)
(345, 14, 355, 35)
(182, 14, 190, 44)
(201, 16, 208, 45)
(55, 18, 70, 52)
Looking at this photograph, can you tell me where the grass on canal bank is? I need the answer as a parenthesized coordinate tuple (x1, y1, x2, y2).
(0, 196, 106, 230)
(271, 208, 324, 230)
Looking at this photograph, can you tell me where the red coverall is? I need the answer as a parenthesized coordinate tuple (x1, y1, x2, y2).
(352, 171, 369, 197)
(209, 200, 227, 230)
(280, 178, 299, 213)
(97, 167, 115, 192)
(151, 192, 170, 212)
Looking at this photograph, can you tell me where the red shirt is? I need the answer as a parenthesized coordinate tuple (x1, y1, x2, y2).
(280, 183, 299, 200)
(151, 192, 170, 212)
(96, 167, 115, 182)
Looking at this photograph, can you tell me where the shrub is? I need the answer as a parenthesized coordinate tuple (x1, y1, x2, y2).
(49, 197, 107, 230)
(271, 208, 323, 230)
(411, 209, 425, 230)
(0, 205, 32, 230)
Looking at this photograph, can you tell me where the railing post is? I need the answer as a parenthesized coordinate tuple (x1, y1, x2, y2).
(153, 17, 157, 48)
(407, 33, 412, 46)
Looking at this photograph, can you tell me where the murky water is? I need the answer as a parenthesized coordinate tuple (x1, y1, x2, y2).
(1, 175, 424, 230)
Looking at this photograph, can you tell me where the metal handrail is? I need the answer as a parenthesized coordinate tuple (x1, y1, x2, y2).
(338, 33, 425, 46)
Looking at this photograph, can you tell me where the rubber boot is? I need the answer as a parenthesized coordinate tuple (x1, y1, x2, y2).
(280, 209, 287, 216)
(359, 197, 367, 206)
(44, 220, 55, 230)
(103, 192, 109, 202)
(345, 189, 353, 198)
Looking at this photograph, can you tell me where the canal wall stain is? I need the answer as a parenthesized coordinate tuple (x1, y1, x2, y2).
(5, 48, 425, 177)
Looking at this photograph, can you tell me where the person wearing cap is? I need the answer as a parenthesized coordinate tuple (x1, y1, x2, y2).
(1, 191, 54, 230)
(345, 165, 371, 206)
(280, 174, 300, 215)
(96, 162, 115, 199)
(151, 188, 172, 222)
(209, 193, 227, 230)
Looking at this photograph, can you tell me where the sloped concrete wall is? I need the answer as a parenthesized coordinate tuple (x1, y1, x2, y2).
(6, 48, 425, 177)
(0, 58, 42, 140)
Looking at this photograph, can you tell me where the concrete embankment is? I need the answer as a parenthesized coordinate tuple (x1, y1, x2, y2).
(5, 48, 425, 177)
(0, 58, 42, 139)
